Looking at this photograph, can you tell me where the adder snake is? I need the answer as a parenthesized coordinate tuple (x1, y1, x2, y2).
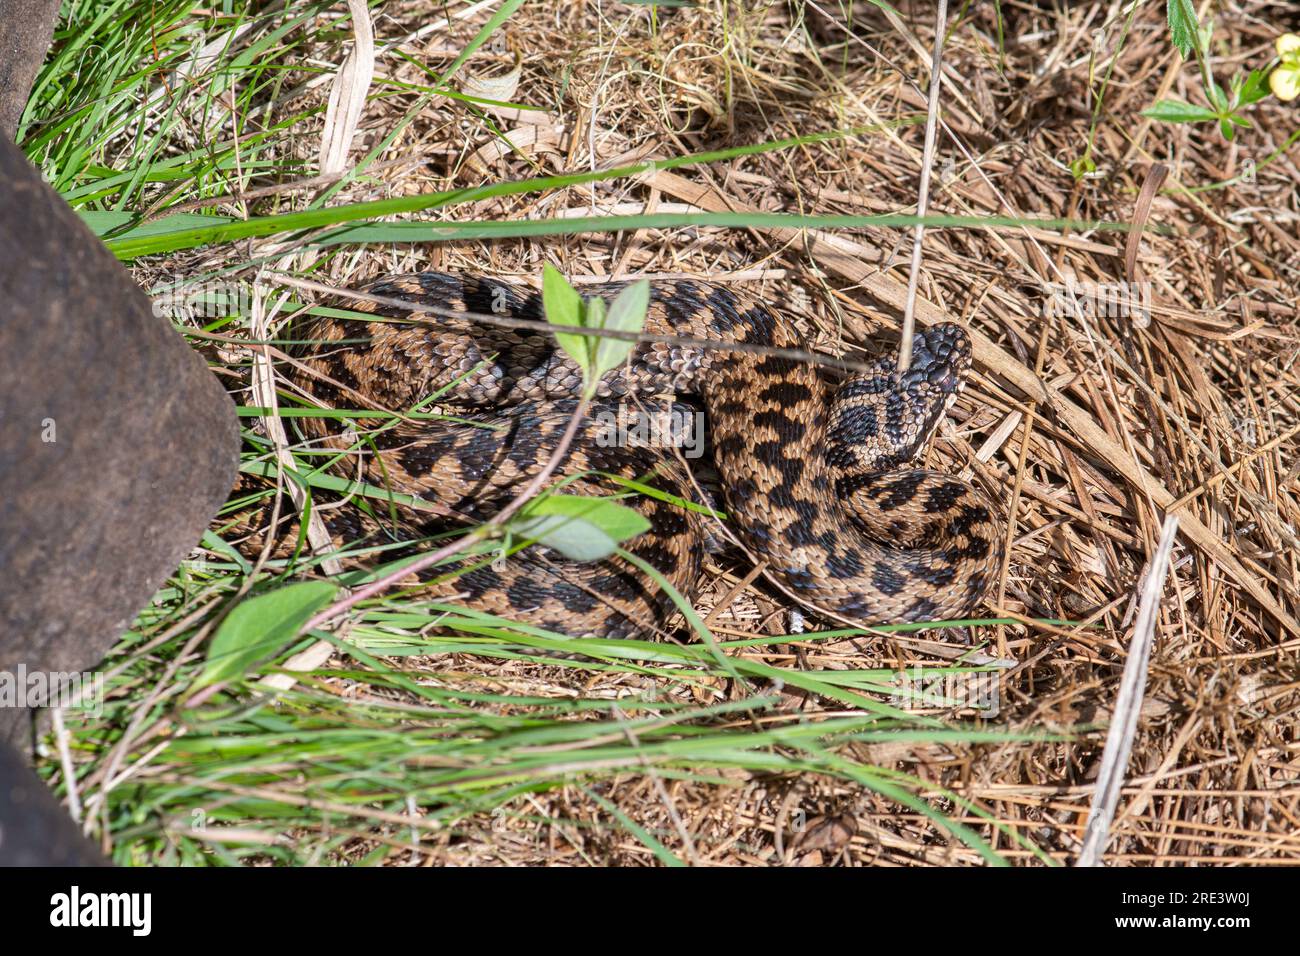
(284, 272, 999, 638)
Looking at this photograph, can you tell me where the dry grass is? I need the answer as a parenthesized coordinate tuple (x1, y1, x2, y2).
(125, 0, 1300, 865)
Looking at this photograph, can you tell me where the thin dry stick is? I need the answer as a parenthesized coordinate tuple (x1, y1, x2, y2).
(897, 0, 948, 374)
(50, 708, 83, 824)
(993, 321, 1051, 658)
(1076, 514, 1181, 867)
(249, 269, 347, 692)
(318, 0, 374, 175)
(248, 274, 342, 575)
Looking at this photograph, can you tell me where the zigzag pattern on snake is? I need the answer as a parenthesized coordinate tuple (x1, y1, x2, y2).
(275, 272, 999, 638)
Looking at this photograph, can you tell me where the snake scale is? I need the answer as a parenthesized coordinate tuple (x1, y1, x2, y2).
(282, 272, 999, 638)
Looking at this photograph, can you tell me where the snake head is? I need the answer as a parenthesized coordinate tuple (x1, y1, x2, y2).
(827, 322, 973, 471)
(897, 323, 973, 401)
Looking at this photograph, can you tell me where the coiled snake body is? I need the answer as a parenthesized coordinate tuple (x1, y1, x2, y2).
(289, 272, 999, 637)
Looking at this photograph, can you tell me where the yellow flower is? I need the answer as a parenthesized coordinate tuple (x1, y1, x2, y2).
(1271, 33, 1300, 101)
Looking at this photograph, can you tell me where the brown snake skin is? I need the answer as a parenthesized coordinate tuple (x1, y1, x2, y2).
(277, 272, 1000, 638)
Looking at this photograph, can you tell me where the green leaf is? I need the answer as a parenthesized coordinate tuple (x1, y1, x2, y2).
(1237, 68, 1272, 107)
(541, 270, 650, 395)
(1166, 0, 1199, 58)
(511, 495, 651, 561)
(594, 279, 649, 378)
(194, 581, 338, 690)
(542, 264, 590, 377)
(1140, 98, 1219, 123)
(531, 495, 652, 540)
(510, 514, 618, 561)
(79, 210, 236, 239)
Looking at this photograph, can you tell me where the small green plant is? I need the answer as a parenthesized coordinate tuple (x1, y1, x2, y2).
(506, 267, 654, 560)
(540, 264, 649, 401)
(1141, 1, 1285, 141)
